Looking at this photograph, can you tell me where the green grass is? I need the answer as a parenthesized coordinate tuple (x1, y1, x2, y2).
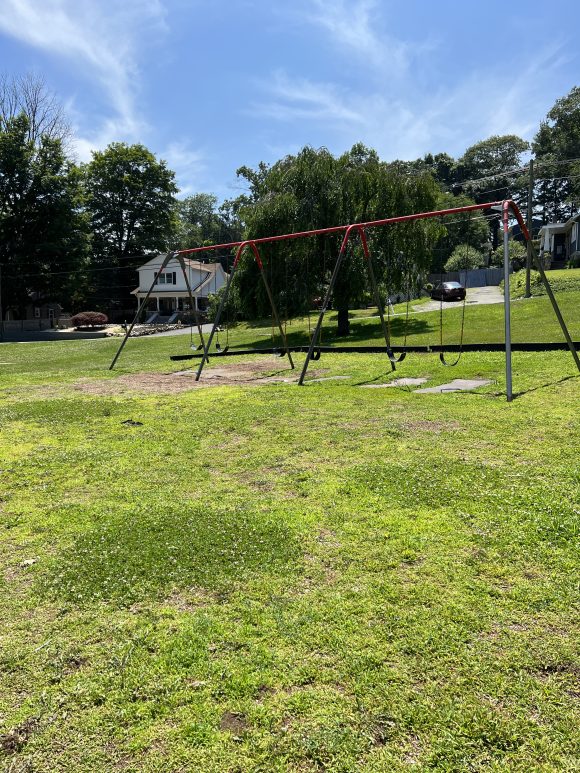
(0, 297, 579, 770)
(199, 291, 580, 352)
(509, 267, 580, 298)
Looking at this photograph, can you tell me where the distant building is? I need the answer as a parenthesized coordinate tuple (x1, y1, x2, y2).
(132, 255, 229, 321)
(538, 213, 580, 268)
(3, 294, 62, 325)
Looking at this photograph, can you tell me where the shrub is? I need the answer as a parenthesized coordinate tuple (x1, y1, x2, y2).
(71, 311, 108, 328)
(444, 244, 484, 272)
(490, 240, 527, 268)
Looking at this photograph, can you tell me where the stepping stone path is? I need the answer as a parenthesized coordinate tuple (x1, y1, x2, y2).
(359, 377, 428, 388)
(414, 378, 492, 394)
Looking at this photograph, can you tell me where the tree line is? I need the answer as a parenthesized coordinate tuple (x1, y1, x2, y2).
(1, 73, 579, 325)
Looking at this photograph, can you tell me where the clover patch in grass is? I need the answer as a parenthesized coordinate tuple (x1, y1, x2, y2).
(40, 503, 300, 605)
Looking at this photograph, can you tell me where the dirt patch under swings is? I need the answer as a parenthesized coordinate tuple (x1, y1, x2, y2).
(74, 359, 326, 396)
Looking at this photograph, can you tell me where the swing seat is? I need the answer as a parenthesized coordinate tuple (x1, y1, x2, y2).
(311, 349, 321, 361)
(272, 349, 284, 358)
(439, 351, 461, 367)
(215, 344, 229, 354)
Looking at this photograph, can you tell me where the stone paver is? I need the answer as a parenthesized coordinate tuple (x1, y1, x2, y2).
(414, 378, 492, 394)
(359, 377, 428, 388)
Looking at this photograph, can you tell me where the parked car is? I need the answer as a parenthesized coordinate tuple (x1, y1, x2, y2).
(431, 281, 466, 301)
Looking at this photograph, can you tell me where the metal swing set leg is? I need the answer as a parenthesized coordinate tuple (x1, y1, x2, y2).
(109, 251, 208, 371)
(195, 241, 294, 382)
(298, 225, 397, 385)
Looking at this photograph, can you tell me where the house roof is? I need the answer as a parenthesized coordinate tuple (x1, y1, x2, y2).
(538, 212, 580, 236)
(137, 254, 224, 273)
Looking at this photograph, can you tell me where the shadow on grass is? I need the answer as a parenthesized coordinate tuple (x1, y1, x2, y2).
(39, 503, 301, 606)
(513, 373, 580, 399)
(224, 316, 434, 352)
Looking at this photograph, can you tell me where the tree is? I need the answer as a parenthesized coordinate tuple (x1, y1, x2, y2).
(84, 143, 178, 310)
(233, 144, 441, 335)
(174, 192, 242, 269)
(490, 239, 526, 268)
(458, 135, 529, 197)
(457, 135, 530, 249)
(444, 244, 484, 273)
(430, 191, 490, 272)
(532, 86, 580, 223)
(0, 72, 70, 145)
(0, 113, 89, 317)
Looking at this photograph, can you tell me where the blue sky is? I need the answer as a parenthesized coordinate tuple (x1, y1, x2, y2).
(0, 0, 578, 201)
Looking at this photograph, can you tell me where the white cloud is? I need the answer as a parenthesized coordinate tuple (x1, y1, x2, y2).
(0, 0, 167, 157)
(252, 71, 365, 125)
(253, 1, 571, 164)
(305, 0, 410, 77)
(162, 140, 206, 196)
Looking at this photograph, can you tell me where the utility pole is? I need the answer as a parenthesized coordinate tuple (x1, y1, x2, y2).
(525, 159, 534, 298)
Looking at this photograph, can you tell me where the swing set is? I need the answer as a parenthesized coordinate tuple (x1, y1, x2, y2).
(110, 199, 580, 402)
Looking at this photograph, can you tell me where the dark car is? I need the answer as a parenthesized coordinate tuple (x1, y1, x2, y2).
(431, 281, 466, 301)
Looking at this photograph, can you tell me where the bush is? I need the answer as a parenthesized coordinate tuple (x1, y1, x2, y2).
(444, 244, 484, 272)
(71, 311, 108, 328)
(490, 240, 527, 268)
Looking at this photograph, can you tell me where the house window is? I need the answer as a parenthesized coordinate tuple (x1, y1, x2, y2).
(155, 271, 176, 285)
(34, 307, 41, 318)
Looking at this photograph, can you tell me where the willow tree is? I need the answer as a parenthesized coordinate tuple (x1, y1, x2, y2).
(234, 144, 441, 334)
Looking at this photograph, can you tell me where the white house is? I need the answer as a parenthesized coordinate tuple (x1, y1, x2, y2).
(538, 213, 580, 268)
(132, 255, 229, 320)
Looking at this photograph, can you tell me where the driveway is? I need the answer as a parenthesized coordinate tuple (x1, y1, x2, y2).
(350, 285, 504, 323)
(416, 285, 504, 314)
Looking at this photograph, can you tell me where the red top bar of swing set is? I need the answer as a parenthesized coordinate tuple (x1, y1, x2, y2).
(176, 200, 530, 261)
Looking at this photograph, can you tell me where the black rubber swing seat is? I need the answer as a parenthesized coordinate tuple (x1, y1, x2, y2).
(439, 351, 462, 367)
(215, 344, 229, 354)
(311, 349, 321, 361)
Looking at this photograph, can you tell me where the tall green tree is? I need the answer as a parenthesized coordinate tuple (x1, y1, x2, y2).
(233, 144, 441, 335)
(84, 142, 177, 311)
(431, 191, 491, 272)
(174, 192, 242, 273)
(457, 135, 529, 247)
(533, 86, 580, 223)
(0, 113, 88, 317)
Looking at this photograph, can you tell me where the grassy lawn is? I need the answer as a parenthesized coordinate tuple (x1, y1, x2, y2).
(1, 298, 579, 770)
(510, 268, 580, 299)
(171, 291, 580, 355)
